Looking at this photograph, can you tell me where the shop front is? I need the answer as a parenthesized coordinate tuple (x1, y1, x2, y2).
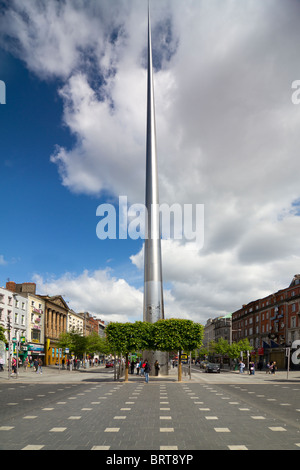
(27, 343, 45, 365)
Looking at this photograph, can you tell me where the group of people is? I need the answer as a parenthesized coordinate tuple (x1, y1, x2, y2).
(239, 360, 255, 374)
(266, 361, 277, 374)
(130, 359, 160, 382)
(239, 359, 277, 375)
(8, 357, 43, 376)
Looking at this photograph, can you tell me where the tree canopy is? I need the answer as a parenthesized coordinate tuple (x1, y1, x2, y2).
(106, 319, 204, 382)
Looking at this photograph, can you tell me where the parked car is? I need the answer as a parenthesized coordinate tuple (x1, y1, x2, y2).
(105, 362, 114, 368)
(205, 363, 220, 373)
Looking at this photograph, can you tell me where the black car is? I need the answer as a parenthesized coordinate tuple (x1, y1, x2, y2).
(205, 363, 220, 373)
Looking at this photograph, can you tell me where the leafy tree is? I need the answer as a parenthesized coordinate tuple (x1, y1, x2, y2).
(58, 331, 87, 358)
(153, 319, 204, 382)
(86, 333, 110, 356)
(0, 325, 6, 343)
(106, 321, 153, 382)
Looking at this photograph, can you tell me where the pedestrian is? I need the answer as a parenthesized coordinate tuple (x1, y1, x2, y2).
(239, 360, 245, 374)
(271, 361, 277, 375)
(37, 358, 43, 374)
(154, 360, 160, 376)
(249, 361, 255, 375)
(23, 358, 28, 372)
(0, 357, 4, 372)
(136, 362, 140, 375)
(140, 360, 144, 376)
(144, 360, 151, 383)
(12, 357, 17, 376)
(130, 360, 135, 374)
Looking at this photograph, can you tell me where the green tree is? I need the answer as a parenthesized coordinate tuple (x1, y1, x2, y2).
(58, 331, 87, 358)
(86, 333, 110, 356)
(106, 321, 153, 382)
(0, 325, 6, 343)
(153, 319, 204, 382)
(227, 339, 252, 370)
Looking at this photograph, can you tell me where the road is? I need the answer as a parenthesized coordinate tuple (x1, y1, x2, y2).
(0, 365, 300, 452)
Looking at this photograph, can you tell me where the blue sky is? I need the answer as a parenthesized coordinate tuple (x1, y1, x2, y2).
(0, 46, 143, 301)
(1, 0, 300, 324)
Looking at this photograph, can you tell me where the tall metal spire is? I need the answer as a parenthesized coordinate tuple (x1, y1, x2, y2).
(143, 1, 168, 375)
(143, 1, 164, 323)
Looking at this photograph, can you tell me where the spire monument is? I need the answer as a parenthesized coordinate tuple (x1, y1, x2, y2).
(143, 2, 168, 375)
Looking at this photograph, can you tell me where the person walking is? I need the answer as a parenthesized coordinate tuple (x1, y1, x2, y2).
(239, 360, 245, 374)
(144, 360, 151, 383)
(271, 361, 277, 375)
(154, 360, 160, 376)
(37, 358, 43, 374)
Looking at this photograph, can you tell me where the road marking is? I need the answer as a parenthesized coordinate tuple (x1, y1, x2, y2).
(104, 428, 120, 432)
(0, 426, 14, 431)
(269, 427, 286, 432)
(22, 445, 45, 450)
(50, 427, 67, 432)
(160, 446, 178, 450)
(214, 428, 231, 433)
(228, 445, 248, 450)
(92, 446, 111, 450)
(160, 428, 174, 432)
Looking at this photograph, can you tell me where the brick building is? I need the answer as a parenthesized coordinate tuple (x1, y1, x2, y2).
(231, 274, 300, 368)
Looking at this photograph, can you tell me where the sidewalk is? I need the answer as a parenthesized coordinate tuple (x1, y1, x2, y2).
(0, 364, 299, 384)
(0, 365, 114, 383)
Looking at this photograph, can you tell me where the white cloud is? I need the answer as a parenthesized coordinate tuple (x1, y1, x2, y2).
(3, 0, 300, 324)
(0, 255, 7, 266)
(33, 269, 143, 323)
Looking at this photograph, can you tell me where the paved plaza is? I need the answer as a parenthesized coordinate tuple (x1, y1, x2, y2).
(0, 366, 300, 452)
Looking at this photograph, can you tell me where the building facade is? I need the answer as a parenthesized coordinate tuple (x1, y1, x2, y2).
(231, 274, 300, 368)
(1, 281, 107, 368)
(39, 295, 69, 366)
(0, 286, 29, 364)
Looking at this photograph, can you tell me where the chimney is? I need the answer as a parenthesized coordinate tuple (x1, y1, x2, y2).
(6, 281, 16, 292)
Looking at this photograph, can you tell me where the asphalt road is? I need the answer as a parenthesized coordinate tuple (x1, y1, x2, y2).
(0, 366, 300, 452)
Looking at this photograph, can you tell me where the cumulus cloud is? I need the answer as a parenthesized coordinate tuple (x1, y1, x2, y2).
(0, 255, 7, 266)
(2, 0, 300, 323)
(33, 269, 143, 323)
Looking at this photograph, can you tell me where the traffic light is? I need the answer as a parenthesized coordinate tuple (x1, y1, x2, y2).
(5, 343, 9, 350)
